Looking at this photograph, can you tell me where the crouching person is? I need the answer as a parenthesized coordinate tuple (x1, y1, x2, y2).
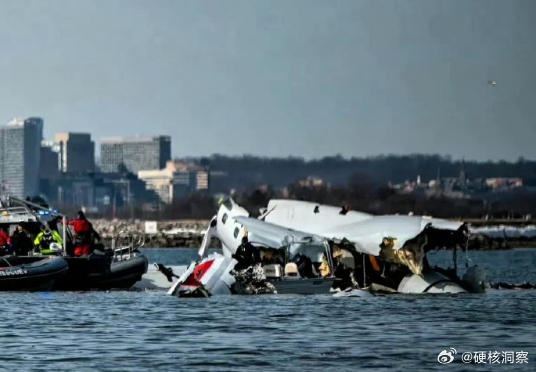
(232, 236, 261, 271)
(34, 224, 63, 255)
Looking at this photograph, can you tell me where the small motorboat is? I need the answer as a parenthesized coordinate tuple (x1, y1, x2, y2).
(0, 256, 68, 291)
(0, 196, 148, 291)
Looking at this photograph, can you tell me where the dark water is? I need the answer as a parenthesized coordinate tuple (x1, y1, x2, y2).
(3, 248, 535, 371)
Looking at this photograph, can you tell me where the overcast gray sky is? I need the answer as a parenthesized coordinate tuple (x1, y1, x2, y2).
(0, 0, 534, 161)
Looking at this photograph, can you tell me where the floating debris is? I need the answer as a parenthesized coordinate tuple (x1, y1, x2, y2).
(488, 282, 536, 290)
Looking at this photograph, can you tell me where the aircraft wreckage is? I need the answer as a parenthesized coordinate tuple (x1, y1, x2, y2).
(168, 198, 486, 298)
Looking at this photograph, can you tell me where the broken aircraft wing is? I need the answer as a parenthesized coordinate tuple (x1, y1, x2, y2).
(233, 216, 325, 248)
(322, 215, 465, 256)
(242, 211, 464, 257)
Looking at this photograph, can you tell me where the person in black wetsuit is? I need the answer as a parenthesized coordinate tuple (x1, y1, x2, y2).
(232, 236, 260, 271)
(11, 225, 32, 256)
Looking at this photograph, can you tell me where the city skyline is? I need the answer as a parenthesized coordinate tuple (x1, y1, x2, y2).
(2, 115, 535, 163)
(2, 115, 535, 165)
(0, 0, 534, 162)
(0, 115, 533, 205)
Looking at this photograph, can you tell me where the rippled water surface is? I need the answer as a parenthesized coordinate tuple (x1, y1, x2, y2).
(3, 248, 535, 371)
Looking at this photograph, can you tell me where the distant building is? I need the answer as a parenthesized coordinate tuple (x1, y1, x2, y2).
(138, 160, 209, 204)
(40, 140, 60, 180)
(100, 135, 171, 174)
(0, 118, 43, 198)
(389, 162, 528, 200)
(40, 171, 158, 208)
(486, 178, 523, 190)
(297, 176, 329, 188)
(55, 133, 95, 173)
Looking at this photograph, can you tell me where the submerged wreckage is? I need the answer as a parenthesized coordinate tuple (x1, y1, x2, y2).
(168, 198, 486, 297)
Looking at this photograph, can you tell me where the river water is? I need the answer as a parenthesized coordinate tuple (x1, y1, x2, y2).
(2, 248, 535, 371)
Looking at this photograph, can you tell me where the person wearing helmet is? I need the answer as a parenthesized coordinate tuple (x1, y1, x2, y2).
(34, 224, 63, 255)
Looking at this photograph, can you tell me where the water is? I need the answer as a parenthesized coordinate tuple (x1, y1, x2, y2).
(2, 248, 535, 371)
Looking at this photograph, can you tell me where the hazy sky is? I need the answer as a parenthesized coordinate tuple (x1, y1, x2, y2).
(0, 0, 534, 161)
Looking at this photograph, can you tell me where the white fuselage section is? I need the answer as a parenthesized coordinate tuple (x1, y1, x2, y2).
(215, 198, 250, 257)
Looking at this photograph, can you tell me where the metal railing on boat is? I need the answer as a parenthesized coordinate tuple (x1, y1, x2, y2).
(111, 230, 146, 261)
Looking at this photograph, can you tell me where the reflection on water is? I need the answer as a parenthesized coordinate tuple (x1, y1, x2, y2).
(1, 248, 535, 371)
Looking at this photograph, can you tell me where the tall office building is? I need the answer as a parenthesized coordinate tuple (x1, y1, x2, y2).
(40, 140, 60, 180)
(55, 133, 95, 173)
(0, 118, 43, 198)
(100, 136, 171, 174)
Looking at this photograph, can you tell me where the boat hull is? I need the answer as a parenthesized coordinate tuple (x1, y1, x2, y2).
(91, 256, 148, 290)
(268, 278, 336, 295)
(0, 256, 68, 291)
(14, 254, 148, 291)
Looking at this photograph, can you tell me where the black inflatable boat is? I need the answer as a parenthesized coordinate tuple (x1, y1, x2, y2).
(0, 256, 68, 291)
(0, 196, 147, 291)
(11, 253, 148, 291)
(92, 255, 149, 290)
(53, 253, 148, 291)
(54, 254, 148, 291)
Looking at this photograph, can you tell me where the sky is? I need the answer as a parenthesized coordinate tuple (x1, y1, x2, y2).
(0, 0, 535, 161)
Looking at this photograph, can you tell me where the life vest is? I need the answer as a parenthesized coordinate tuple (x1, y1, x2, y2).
(369, 255, 381, 272)
(43, 231, 53, 243)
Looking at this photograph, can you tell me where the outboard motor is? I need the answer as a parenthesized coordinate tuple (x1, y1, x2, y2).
(292, 254, 316, 278)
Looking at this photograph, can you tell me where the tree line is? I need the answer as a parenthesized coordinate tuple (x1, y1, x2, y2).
(60, 154, 536, 220)
(94, 176, 535, 221)
(195, 154, 536, 193)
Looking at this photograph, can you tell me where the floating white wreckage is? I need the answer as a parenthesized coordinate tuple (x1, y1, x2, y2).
(168, 198, 486, 298)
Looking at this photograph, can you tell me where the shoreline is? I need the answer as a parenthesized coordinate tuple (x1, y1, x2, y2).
(93, 219, 536, 251)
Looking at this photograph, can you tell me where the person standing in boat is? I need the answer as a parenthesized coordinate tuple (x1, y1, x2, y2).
(0, 227, 10, 255)
(319, 253, 332, 277)
(11, 225, 32, 256)
(68, 211, 101, 256)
